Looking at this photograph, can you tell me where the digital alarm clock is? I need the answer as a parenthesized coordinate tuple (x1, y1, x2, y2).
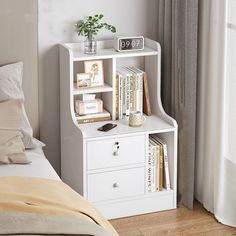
(114, 36, 144, 52)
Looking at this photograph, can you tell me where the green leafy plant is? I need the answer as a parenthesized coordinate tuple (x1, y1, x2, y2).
(75, 14, 116, 39)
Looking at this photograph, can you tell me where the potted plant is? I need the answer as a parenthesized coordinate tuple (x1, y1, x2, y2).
(75, 14, 116, 54)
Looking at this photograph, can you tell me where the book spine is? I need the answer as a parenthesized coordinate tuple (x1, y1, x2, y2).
(147, 145, 152, 192)
(147, 145, 155, 192)
(115, 74, 119, 119)
(118, 74, 123, 120)
(133, 73, 137, 112)
(152, 144, 157, 192)
(130, 73, 134, 113)
(143, 72, 152, 116)
(155, 145, 160, 191)
(136, 72, 140, 112)
(77, 116, 111, 124)
(163, 144, 171, 190)
(135, 72, 140, 112)
(139, 73, 143, 114)
(135, 73, 143, 113)
(126, 74, 130, 116)
(159, 145, 163, 191)
(122, 74, 126, 116)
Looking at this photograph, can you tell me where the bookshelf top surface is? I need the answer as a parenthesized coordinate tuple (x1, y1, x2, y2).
(72, 46, 158, 61)
(61, 38, 159, 61)
(77, 115, 175, 139)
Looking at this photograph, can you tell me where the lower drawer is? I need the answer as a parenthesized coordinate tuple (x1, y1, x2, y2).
(87, 167, 145, 202)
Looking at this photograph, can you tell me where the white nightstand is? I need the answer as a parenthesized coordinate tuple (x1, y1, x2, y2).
(59, 38, 178, 219)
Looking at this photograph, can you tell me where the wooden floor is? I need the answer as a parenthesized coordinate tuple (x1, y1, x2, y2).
(110, 202, 236, 236)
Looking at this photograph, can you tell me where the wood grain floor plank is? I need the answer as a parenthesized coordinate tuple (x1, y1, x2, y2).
(110, 201, 236, 236)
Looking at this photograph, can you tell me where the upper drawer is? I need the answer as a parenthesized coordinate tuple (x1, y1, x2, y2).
(87, 135, 146, 170)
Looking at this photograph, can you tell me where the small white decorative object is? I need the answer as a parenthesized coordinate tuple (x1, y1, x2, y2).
(75, 98, 103, 115)
(129, 111, 146, 127)
(114, 36, 144, 52)
(82, 94, 96, 101)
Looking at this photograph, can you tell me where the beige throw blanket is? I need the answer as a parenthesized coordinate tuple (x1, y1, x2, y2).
(0, 176, 118, 236)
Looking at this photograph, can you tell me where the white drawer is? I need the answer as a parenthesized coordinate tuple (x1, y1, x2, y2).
(86, 135, 145, 170)
(87, 167, 145, 202)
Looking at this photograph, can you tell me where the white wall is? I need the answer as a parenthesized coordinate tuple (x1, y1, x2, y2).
(38, 0, 158, 174)
(0, 0, 38, 136)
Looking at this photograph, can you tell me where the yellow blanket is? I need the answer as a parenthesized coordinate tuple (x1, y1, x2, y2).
(0, 176, 118, 236)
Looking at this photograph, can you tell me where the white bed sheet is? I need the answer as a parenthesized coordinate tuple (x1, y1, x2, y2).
(0, 148, 60, 180)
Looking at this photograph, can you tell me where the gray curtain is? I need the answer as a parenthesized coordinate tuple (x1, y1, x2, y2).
(156, 0, 198, 209)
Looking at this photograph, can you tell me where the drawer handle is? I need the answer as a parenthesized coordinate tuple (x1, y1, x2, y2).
(113, 150, 119, 156)
(113, 142, 120, 156)
(113, 182, 120, 188)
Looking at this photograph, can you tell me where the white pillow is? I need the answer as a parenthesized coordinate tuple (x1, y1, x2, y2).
(0, 62, 45, 149)
(0, 62, 24, 101)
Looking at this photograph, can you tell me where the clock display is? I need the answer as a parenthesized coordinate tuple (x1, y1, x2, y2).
(116, 37, 144, 51)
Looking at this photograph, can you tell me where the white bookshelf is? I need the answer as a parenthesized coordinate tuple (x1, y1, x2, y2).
(59, 38, 178, 219)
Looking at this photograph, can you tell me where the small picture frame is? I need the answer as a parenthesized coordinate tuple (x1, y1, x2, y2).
(77, 73, 91, 88)
(84, 60, 104, 87)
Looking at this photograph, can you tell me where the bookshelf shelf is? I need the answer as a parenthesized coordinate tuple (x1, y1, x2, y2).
(73, 83, 113, 95)
(59, 38, 178, 220)
(69, 46, 158, 61)
(77, 115, 175, 139)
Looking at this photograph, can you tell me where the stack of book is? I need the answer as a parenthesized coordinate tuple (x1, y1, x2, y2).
(147, 135, 171, 192)
(116, 66, 144, 119)
(75, 110, 111, 124)
(74, 94, 111, 124)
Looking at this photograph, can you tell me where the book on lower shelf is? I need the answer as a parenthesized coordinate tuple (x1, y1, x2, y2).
(147, 140, 158, 192)
(147, 136, 171, 193)
(75, 109, 111, 124)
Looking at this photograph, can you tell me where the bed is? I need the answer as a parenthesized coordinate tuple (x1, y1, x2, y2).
(0, 62, 118, 236)
(0, 148, 60, 180)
